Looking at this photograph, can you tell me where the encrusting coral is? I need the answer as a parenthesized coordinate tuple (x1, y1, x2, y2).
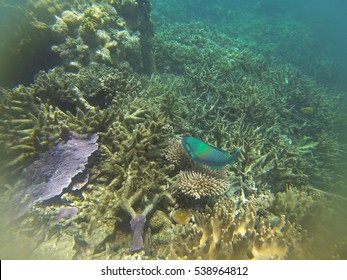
(7, 132, 98, 220)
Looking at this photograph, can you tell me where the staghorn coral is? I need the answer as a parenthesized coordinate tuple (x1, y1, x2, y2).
(0, 86, 67, 174)
(3, 84, 176, 259)
(154, 23, 341, 196)
(0, 79, 115, 178)
(31, 64, 145, 110)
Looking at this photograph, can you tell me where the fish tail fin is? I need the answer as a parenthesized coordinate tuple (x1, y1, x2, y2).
(231, 148, 240, 157)
(229, 148, 240, 165)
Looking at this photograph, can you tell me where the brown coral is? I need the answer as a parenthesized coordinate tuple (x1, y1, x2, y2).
(170, 197, 310, 260)
(165, 139, 193, 169)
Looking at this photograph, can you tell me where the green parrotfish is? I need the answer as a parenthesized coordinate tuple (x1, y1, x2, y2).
(181, 136, 240, 169)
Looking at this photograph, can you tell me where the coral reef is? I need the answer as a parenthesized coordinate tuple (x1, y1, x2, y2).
(31, 64, 145, 110)
(50, 0, 153, 73)
(0, 9, 346, 261)
(0, 0, 153, 88)
(52, 3, 141, 70)
(151, 0, 347, 90)
(0, 63, 177, 259)
(154, 22, 341, 196)
(0, 86, 68, 174)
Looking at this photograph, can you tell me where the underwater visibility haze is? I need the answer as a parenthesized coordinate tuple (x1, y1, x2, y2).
(0, 0, 347, 260)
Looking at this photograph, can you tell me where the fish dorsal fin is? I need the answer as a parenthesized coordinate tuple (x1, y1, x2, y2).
(205, 142, 230, 155)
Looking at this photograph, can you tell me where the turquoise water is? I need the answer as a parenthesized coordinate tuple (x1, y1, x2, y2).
(0, 0, 346, 259)
(152, 0, 347, 90)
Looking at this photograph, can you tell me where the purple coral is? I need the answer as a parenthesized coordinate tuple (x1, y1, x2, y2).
(8, 133, 98, 220)
(55, 206, 78, 220)
(129, 214, 146, 252)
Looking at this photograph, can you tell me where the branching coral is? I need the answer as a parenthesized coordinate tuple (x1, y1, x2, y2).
(0, 81, 113, 177)
(31, 64, 145, 110)
(0, 86, 66, 174)
(3, 90, 175, 259)
(154, 23, 341, 198)
(170, 196, 310, 260)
